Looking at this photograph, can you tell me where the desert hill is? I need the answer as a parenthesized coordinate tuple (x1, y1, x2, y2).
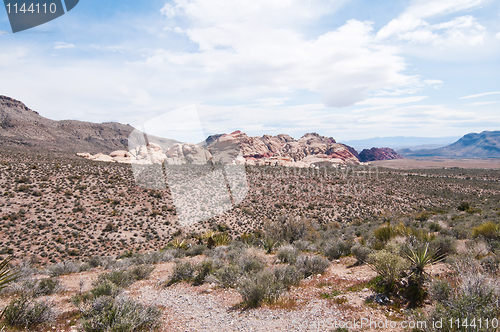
(401, 131, 500, 158)
(0, 95, 177, 154)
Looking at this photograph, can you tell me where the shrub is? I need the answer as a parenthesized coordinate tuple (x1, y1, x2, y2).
(186, 244, 207, 257)
(480, 254, 500, 275)
(211, 264, 242, 288)
(374, 225, 393, 243)
(367, 250, 409, 291)
(46, 260, 79, 277)
(294, 255, 330, 278)
(429, 279, 452, 303)
(98, 269, 135, 288)
(457, 202, 470, 211)
(237, 270, 284, 307)
(80, 296, 161, 332)
(237, 253, 265, 274)
(36, 278, 60, 296)
(91, 278, 121, 298)
(426, 274, 500, 332)
(323, 240, 352, 260)
(428, 222, 442, 232)
(274, 265, 301, 289)
(276, 245, 299, 264)
(351, 245, 373, 265)
(2, 296, 54, 329)
(167, 261, 195, 285)
(193, 260, 214, 285)
(429, 236, 457, 257)
(472, 221, 499, 240)
(129, 265, 155, 281)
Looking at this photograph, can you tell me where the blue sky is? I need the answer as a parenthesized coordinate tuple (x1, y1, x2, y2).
(1, 0, 499, 142)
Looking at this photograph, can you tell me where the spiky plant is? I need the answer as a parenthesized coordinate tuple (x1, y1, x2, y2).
(168, 238, 188, 250)
(0, 256, 20, 320)
(213, 233, 231, 246)
(261, 238, 279, 254)
(404, 243, 444, 305)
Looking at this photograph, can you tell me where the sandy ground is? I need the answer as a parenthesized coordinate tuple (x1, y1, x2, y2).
(371, 158, 500, 170)
(0, 256, 451, 332)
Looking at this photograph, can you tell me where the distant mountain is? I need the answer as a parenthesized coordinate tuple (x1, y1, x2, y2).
(0, 95, 177, 154)
(342, 136, 460, 152)
(401, 131, 500, 158)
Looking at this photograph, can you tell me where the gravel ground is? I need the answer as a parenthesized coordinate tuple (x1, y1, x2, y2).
(135, 283, 348, 332)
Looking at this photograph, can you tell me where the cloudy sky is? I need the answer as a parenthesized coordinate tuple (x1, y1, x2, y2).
(1, 0, 499, 142)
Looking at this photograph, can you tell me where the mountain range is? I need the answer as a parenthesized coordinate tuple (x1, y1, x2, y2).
(1, 95, 498, 162)
(399, 131, 500, 159)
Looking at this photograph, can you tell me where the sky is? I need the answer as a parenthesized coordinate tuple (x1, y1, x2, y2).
(0, 0, 500, 142)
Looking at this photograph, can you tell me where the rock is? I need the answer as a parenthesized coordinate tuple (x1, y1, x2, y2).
(358, 147, 403, 162)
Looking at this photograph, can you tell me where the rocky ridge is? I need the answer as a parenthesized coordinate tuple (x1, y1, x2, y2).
(79, 130, 363, 168)
(358, 147, 403, 162)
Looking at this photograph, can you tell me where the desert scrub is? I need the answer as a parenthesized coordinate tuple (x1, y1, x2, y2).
(46, 260, 80, 277)
(129, 264, 155, 281)
(472, 221, 499, 240)
(323, 240, 352, 260)
(367, 250, 409, 293)
(237, 269, 285, 307)
(276, 245, 299, 264)
(166, 261, 196, 285)
(2, 296, 54, 330)
(424, 274, 500, 332)
(80, 296, 162, 332)
(294, 254, 330, 277)
(351, 245, 373, 265)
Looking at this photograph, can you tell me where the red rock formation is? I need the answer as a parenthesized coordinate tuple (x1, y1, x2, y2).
(358, 147, 403, 162)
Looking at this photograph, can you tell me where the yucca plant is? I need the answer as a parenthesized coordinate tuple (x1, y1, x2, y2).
(261, 238, 279, 254)
(201, 230, 217, 248)
(1, 256, 20, 320)
(167, 238, 188, 250)
(213, 233, 231, 246)
(404, 242, 444, 306)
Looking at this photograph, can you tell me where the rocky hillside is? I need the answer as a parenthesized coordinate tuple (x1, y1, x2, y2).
(400, 131, 500, 158)
(358, 147, 403, 162)
(81, 130, 362, 167)
(0, 95, 176, 154)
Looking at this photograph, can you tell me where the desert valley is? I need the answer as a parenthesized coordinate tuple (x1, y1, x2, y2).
(0, 96, 499, 332)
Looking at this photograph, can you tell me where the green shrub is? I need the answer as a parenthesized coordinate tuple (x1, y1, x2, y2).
(129, 264, 155, 281)
(80, 296, 161, 332)
(237, 253, 265, 274)
(193, 260, 214, 285)
(91, 278, 121, 298)
(457, 202, 470, 211)
(36, 278, 60, 296)
(98, 269, 135, 288)
(367, 250, 409, 292)
(472, 221, 499, 240)
(2, 296, 54, 329)
(211, 264, 242, 288)
(426, 274, 500, 332)
(237, 270, 284, 307)
(374, 225, 393, 243)
(274, 265, 301, 289)
(351, 245, 373, 265)
(430, 236, 457, 257)
(276, 245, 299, 264)
(167, 261, 195, 285)
(323, 240, 352, 260)
(294, 255, 329, 278)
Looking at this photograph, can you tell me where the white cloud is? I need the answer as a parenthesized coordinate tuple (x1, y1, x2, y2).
(54, 42, 75, 50)
(497, 32, 500, 39)
(460, 91, 500, 99)
(149, 1, 424, 108)
(377, 0, 487, 47)
(356, 96, 428, 107)
(468, 101, 498, 106)
(0, 31, 7, 35)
